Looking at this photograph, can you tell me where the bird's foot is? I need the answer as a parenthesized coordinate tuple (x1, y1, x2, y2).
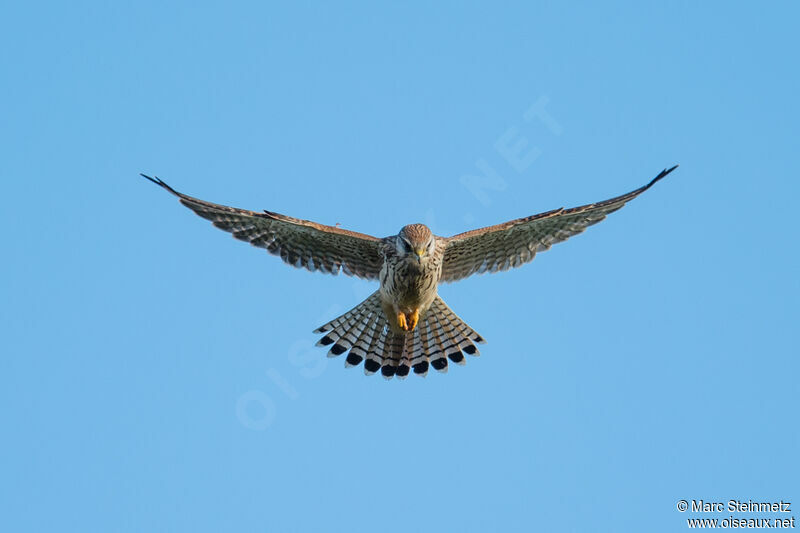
(408, 309, 419, 331)
(396, 309, 420, 332)
(396, 311, 407, 331)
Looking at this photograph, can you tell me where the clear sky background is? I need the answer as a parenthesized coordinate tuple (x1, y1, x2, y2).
(2, 2, 798, 532)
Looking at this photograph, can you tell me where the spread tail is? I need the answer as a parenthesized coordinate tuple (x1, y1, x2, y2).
(314, 292, 485, 380)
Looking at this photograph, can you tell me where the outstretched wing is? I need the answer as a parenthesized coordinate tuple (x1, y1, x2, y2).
(142, 175, 385, 279)
(439, 166, 677, 282)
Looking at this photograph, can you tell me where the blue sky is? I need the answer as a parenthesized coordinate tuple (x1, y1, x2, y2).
(2, 1, 798, 532)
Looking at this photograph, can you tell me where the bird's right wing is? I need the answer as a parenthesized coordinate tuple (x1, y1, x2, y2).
(439, 166, 677, 282)
(142, 175, 385, 279)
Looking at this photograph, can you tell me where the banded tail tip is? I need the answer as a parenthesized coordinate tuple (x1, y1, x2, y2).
(412, 361, 429, 376)
(431, 358, 449, 373)
(364, 359, 381, 375)
(327, 343, 347, 356)
(316, 335, 335, 347)
(345, 353, 363, 368)
(448, 351, 466, 365)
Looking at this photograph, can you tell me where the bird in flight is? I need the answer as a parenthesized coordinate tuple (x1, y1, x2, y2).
(142, 165, 677, 379)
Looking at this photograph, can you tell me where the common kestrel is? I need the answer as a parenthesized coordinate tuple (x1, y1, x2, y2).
(142, 165, 676, 379)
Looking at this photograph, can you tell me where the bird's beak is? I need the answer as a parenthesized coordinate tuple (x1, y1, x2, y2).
(415, 249, 424, 261)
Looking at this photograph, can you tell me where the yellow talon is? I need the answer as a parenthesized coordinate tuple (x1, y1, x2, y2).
(396, 309, 420, 332)
(408, 309, 419, 331)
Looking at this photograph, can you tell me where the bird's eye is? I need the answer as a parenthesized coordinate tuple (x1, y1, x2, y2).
(403, 240, 412, 252)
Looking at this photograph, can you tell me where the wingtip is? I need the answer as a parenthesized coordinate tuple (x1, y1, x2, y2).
(646, 164, 679, 189)
(140, 172, 160, 184)
(140, 173, 179, 196)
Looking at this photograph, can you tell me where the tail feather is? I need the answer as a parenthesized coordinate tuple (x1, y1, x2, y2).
(345, 312, 381, 368)
(381, 333, 405, 379)
(413, 311, 444, 371)
(314, 291, 381, 335)
(441, 323, 469, 365)
(395, 335, 409, 379)
(428, 310, 453, 372)
(328, 312, 373, 356)
(314, 293, 485, 380)
(433, 298, 485, 348)
(315, 292, 380, 355)
(411, 319, 435, 376)
(397, 329, 425, 379)
(364, 325, 388, 376)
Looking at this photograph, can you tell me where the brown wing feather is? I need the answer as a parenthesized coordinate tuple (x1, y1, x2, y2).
(440, 166, 677, 282)
(142, 175, 385, 279)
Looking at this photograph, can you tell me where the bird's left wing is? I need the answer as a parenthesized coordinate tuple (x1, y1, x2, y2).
(439, 166, 677, 282)
(142, 175, 385, 279)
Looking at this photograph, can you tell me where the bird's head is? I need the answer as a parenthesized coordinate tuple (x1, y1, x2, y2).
(397, 224, 435, 262)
